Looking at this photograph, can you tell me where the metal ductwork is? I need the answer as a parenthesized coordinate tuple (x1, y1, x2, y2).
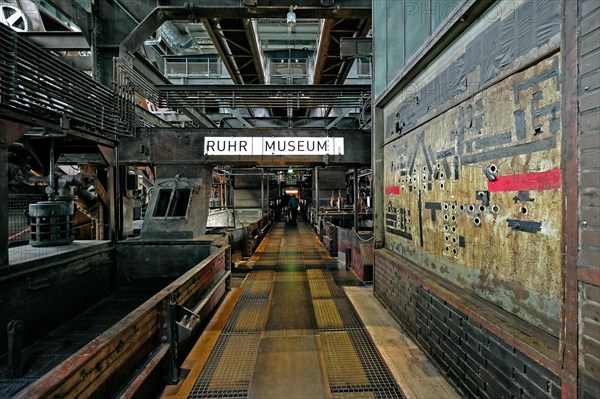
(156, 21, 194, 53)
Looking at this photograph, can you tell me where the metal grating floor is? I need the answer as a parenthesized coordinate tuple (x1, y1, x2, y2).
(185, 221, 402, 398)
(322, 329, 403, 398)
(188, 335, 261, 398)
(221, 301, 269, 334)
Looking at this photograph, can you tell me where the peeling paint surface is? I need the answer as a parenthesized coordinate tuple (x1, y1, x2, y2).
(382, 56, 562, 335)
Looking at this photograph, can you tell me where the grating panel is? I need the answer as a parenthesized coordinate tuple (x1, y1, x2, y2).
(346, 329, 404, 398)
(321, 331, 370, 388)
(222, 301, 268, 334)
(243, 270, 274, 281)
(309, 279, 333, 299)
(238, 279, 272, 301)
(252, 236, 283, 270)
(326, 281, 349, 299)
(307, 269, 329, 280)
(332, 393, 377, 399)
(314, 299, 345, 329)
(229, 275, 246, 288)
(305, 262, 329, 270)
(188, 335, 261, 398)
(330, 299, 364, 330)
(319, 316, 403, 398)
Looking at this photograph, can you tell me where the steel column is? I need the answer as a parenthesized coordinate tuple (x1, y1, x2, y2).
(353, 168, 358, 230)
(372, 107, 384, 248)
(560, 0, 580, 395)
(0, 124, 7, 268)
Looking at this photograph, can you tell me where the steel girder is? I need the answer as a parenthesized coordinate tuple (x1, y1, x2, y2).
(202, 17, 265, 85)
(313, 17, 371, 85)
(119, 1, 371, 56)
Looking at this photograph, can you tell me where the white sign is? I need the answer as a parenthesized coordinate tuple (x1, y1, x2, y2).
(204, 137, 344, 156)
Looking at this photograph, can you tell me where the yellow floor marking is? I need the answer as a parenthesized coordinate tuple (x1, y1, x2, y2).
(321, 331, 370, 387)
(314, 299, 344, 329)
(309, 279, 333, 299)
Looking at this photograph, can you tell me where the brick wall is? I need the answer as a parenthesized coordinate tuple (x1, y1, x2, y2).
(578, 0, 600, 397)
(374, 251, 562, 399)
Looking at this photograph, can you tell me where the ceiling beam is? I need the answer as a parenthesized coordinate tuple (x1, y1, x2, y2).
(313, 19, 333, 85)
(313, 17, 371, 85)
(202, 18, 244, 84)
(18, 31, 89, 51)
(244, 18, 266, 84)
(120, 1, 370, 56)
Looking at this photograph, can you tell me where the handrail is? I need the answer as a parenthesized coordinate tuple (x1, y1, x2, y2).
(0, 24, 134, 142)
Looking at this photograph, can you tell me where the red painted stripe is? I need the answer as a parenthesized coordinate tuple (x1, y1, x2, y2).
(385, 186, 401, 195)
(487, 168, 562, 192)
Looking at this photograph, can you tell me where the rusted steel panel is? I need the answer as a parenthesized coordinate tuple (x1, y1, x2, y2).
(351, 238, 374, 283)
(382, 55, 563, 335)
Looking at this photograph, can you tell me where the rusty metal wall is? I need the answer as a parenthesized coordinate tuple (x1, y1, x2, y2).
(381, 0, 562, 335)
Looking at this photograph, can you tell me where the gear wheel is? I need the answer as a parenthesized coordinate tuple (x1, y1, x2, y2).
(0, 3, 32, 32)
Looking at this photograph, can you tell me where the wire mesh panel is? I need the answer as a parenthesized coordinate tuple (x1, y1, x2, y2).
(188, 335, 261, 399)
(321, 330, 403, 399)
(8, 194, 42, 246)
(307, 262, 403, 398)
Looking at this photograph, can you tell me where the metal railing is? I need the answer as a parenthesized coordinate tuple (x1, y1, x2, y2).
(0, 24, 134, 141)
(115, 57, 371, 114)
(163, 58, 223, 78)
(8, 194, 42, 246)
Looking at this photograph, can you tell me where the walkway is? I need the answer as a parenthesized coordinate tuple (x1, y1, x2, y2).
(163, 220, 403, 398)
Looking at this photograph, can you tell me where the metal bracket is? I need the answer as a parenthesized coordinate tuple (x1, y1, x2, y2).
(175, 306, 201, 341)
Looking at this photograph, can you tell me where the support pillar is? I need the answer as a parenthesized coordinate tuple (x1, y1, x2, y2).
(314, 166, 320, 217)
(372, 107, 385, 248)
(353, 168, 359, 230)
(0, 126, 7, 268)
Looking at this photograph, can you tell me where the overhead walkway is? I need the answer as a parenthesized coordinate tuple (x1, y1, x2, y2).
(162, 219, 459, 399)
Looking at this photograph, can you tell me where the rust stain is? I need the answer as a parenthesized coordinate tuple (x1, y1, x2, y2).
(491, 274, 531, 302)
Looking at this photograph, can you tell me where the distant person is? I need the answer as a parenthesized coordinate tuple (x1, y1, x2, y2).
(279, 192, 290, 220)
(288, 194, 299, 223)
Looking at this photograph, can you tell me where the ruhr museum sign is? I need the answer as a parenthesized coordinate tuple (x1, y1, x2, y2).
(204, 137, 345, 156)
